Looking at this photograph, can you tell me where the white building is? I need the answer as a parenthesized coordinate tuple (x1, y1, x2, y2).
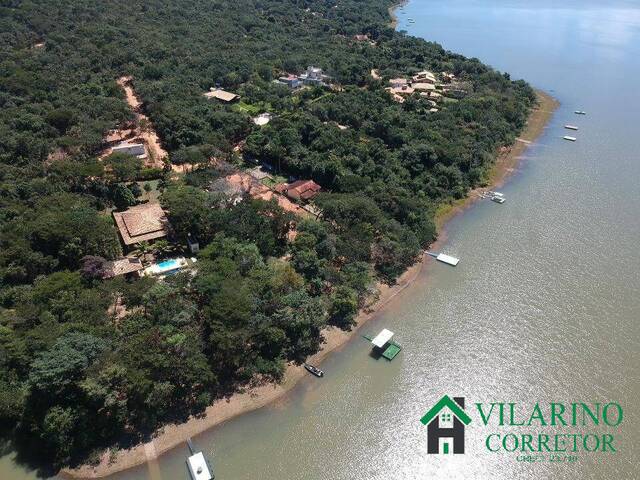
(112, 142, 146, 158)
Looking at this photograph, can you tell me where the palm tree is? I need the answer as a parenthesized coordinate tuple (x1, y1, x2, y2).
(132, 241, 153, 265)
(152, 239, 175, 259)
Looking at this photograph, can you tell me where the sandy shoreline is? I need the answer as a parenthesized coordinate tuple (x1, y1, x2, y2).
(388, 0, 409, 29)
(62, 89, 558, 480)
(433, 90, 559, 231)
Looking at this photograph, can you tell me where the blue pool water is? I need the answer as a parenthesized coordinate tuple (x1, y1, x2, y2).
(157, 259, 180, 270)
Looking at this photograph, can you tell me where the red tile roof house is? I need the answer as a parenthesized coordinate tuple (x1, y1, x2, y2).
(278, 180, 321, 202)
(112, 203, 170, 247)
(102, 257, 144, 279)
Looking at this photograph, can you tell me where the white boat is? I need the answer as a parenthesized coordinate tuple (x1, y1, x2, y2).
(564, 125, 579, 130)
(436, 253, 459, 266)
(187, 452, 212, 480)
(563, 136, 577, 141)
(491, 196, 506, 204)
(574, 110, 586, 115)
(186, 439, 213, 480)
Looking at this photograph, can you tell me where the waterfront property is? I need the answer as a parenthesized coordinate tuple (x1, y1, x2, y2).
(113, 203, 170, 246)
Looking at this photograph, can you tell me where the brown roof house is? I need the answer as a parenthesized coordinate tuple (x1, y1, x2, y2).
(412, 82, 436, 92)
(204, 88, 239, 102)
(102, 257, 144, 279)
(113, 203, 170, 246)
(278, 180, 321, 202)
(412, 70, 437, 84)
(388, 78, 409, 88)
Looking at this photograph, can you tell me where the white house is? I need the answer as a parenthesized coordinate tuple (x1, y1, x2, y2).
(112, 142, 146, 158)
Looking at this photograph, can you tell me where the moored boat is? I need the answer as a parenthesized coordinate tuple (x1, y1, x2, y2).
(563, 135, 577, 141)
(304, 363, 324, 377)
(574, 110, 586, 115)
(564, 125, 579, 130)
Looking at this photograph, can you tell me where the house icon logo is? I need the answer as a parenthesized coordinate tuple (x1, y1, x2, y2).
(420, 395, 472, 454)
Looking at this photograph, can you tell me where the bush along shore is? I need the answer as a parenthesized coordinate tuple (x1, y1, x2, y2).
(1, 0, 543, 476)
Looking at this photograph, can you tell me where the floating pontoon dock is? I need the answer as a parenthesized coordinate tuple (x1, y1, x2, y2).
(427, 252, 460, 266)
(363, 329, 402, 360)
(563, 135, 577, 142)
(564, 125, 579, 130)
(187, 438, 213, 480)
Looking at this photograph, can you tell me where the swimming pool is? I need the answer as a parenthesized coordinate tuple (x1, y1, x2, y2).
(147, 257, 186, 275)
(156, 259, 180, 270)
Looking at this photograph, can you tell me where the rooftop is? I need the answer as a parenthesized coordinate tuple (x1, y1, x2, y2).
(285, 179, 321, 200)
(371, 328, 394, 348)
(103, 257, 143, 278)
(413, 70, 436, 82)
(203, 88, 239, 102)
(386, 86, 415, 96)
(113, 203, 169, 245)
(412, 82, 436, 91)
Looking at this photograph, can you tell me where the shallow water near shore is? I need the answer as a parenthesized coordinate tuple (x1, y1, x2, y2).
(2, 0, 640, 479)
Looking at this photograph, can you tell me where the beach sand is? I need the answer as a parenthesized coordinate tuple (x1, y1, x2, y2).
(62, 91, 557, 479)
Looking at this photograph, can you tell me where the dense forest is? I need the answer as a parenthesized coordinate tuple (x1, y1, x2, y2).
(0, 0, 536, 472)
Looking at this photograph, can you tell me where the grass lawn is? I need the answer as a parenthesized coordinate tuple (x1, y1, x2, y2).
(137, 179, 161, 203)
(235, 101, 271, 115)
(261, 174, 287, 189)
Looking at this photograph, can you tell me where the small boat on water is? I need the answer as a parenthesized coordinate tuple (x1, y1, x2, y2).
(563, 135, 577, 141)
(564, 125, 579, 130)
(491, 195, 506, 204)
(407, 18, 415, 22)
(304, 363, 324, 377)
(186, 438, 213, 480)
(574, 110, 587, 115)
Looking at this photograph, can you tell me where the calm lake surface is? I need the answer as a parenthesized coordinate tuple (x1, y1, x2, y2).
(2, 0, 639, 478)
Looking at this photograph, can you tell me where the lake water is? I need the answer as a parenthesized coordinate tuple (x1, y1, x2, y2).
(2, 0, 639, 478)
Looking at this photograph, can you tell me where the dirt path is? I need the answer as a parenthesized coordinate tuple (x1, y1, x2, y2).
(116, 76, 168, 169)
